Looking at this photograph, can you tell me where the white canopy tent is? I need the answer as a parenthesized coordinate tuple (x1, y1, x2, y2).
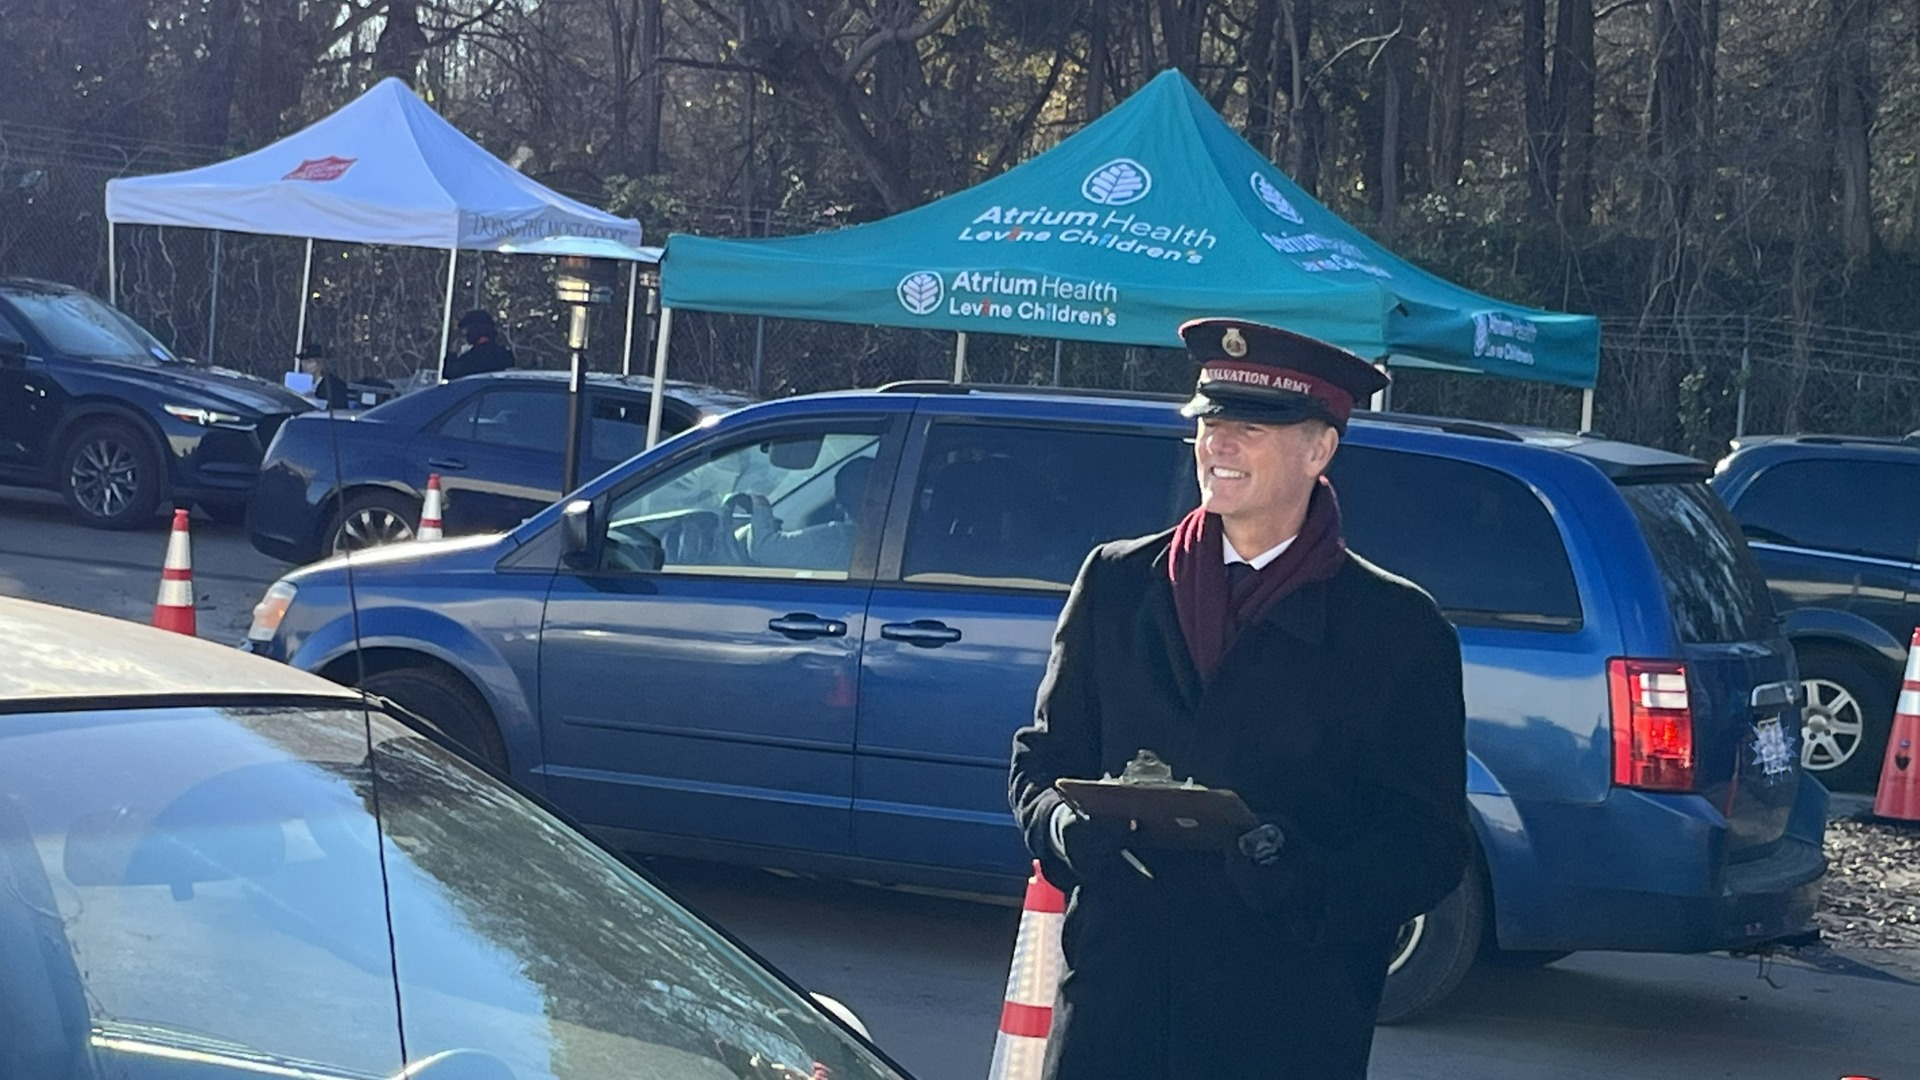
(104, 78, 651, 375)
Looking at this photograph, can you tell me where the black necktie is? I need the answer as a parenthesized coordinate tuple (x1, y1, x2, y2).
(1225, 561, 1255, 588)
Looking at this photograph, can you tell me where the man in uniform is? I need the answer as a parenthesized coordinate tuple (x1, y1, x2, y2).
(443, 308, 516, 380)
(1009, 318, 1470, 1079)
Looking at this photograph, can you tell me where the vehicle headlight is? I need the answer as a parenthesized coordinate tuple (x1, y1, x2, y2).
(247, 580, 299, 643)
(164, 403, 254, 429)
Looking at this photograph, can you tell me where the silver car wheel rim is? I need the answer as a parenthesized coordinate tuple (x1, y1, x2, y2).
(69, 437, 141, 518)
(1800, 677, 1864, 772)
(333, 507, 414, 553)
(1388, 914, 1426, 975)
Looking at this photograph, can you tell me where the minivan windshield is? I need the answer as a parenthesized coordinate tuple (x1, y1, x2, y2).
(4, 289, 179, 363)
(1621, 481, 1777, 644)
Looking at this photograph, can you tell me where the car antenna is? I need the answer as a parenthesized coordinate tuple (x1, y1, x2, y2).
(320, 350, 414, 1066)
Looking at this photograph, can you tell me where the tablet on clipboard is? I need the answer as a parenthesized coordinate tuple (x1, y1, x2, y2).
(1054, 777, 1259, 851)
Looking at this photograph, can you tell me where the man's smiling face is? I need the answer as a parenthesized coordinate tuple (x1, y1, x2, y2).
(1194, 416, 1338, 545)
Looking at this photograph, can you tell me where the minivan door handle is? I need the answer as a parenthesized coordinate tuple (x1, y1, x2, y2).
(768, 614, 847, 639)
(427, 457, 468, 471)
(1750, 680, 1802, 710)
(880, 620, 963, 647)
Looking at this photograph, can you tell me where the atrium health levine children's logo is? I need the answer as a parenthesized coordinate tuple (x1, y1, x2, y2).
(1082, 159, 1151, 206)
(1251, 172, 1304, 224)
(898, 271, 944, 315)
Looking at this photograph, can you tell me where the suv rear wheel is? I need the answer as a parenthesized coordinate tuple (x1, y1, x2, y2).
(1797, 644, 1894, 793)
(1376, 864, 1484, 1024)
(60, 419, 163, 529)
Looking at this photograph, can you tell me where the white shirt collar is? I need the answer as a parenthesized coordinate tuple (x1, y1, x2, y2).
(1223, 533, 1296, 570)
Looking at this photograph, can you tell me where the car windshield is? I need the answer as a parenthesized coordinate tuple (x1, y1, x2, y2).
(0, 701, 904, 1080)
(4, 290, 179, 362)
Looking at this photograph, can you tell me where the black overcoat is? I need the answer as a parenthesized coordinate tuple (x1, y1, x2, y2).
(1009, 528, 1470, 1079)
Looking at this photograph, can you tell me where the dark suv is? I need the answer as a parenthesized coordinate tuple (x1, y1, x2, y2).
(0, 279, 311, 528)
(1711, 433, 1920, 791)
(245, 384, 1824, 1023)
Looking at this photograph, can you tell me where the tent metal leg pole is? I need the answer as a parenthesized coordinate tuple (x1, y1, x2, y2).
(1581, 387, 1596, 433)
(1371, 361, 1391, 413)
(438, 249, 458, 382)
(106, 223, 117, 307)
(293, 238, 314, 373)
(1052, 340, 1063, 386)
(646, 306, 676, 449)
(752, 317, 765, 397)
(953, 332, 968, 383)
(621, 262, 638, 376)
(207, 231, 222, 366)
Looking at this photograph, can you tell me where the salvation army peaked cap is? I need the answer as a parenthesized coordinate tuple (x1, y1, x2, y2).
(1178, 318, 1389, 433)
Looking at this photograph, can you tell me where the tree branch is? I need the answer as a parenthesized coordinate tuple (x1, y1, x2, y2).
(837, 0, 962, 82)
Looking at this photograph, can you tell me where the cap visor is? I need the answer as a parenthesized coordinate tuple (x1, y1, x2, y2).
(1181, 389, 1328, 426)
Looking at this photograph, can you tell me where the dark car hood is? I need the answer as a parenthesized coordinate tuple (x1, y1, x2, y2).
(95, 356, 312, 416)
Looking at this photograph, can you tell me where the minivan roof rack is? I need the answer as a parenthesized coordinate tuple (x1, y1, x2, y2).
(874, 380, 1185, 403)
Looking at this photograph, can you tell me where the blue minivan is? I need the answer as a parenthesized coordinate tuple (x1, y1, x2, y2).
(245, 385, 1826, 1021)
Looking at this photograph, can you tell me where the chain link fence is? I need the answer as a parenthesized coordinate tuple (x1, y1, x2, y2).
(8, 122, 1920, 459)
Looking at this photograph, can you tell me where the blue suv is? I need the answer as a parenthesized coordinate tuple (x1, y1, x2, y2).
(245, 384, 1826, 1021)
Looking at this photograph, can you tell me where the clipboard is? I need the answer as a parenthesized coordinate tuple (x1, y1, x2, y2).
(1055, 775, 1259, 851)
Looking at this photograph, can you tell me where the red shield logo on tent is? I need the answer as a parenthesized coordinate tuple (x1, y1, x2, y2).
(283, 156, 357, 182)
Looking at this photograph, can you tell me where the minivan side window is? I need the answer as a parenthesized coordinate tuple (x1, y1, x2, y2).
(900, 421, 1197, 589)
(600, 426, 884, 579)
(1328, 446, 1583, 630)
(1733, 459, 1920, 564)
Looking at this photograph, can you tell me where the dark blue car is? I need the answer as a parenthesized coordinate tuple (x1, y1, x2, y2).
(0, 279, 312, 528)
(245, 385, 1826, 1021)
(246, 370, 752, 563)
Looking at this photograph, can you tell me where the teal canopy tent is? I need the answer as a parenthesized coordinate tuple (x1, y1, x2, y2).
(647, 70, 1597, 444)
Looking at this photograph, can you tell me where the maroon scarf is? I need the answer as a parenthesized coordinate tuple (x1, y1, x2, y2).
(1167, 477, 1348, 681)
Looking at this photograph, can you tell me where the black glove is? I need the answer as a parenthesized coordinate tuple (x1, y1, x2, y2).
(1051, 803, 1135, 874)
(1236, 822, 1287, 865)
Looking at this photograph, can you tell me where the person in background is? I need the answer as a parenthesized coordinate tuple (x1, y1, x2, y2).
(443, 309, 516, 380)
(298, 346, 351, 411)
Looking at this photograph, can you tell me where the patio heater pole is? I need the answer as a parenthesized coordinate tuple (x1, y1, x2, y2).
(953, 332, 969, 383)
(555, 256, 618, 494)
(206, 231, 222, 366)
(437, 249, 458, 382)
(293, 238, 314, 374)
(646, 306, 676, 449)
(620, 261, 639, 376)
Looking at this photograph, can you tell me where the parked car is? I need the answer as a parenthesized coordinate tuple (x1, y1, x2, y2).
(0, 278, 313, 528)
(246, 370, 753, 563)
(244, 384, 1826, 1023)
(0, 594, 905, 1080)
(1711, 432, 1920, 791)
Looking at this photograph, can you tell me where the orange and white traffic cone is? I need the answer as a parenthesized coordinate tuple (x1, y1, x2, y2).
(152, 508, 196, 636)
(987, 861, 1066, 1080)
(417, 473, 444, 541)
(1872, 629, 1920, 822)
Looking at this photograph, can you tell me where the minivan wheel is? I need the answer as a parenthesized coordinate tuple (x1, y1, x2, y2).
(60, 420, 163, 529)
(356, 664, 507, 771)
(328, 489, 418, 555)
(1797, 645, 1894, 793)
(1376, 866, 1483, 1025)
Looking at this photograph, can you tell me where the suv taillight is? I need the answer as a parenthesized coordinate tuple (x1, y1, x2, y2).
(1608, 659, 1695, 792)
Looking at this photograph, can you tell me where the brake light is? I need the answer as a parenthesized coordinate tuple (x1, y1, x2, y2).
(1608, 659, 1695, 791)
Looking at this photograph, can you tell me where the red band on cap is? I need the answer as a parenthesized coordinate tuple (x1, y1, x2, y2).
(1199, 361, 1354, 422)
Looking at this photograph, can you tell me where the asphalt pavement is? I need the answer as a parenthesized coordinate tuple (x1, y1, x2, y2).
(5, 487, 1920, 1080)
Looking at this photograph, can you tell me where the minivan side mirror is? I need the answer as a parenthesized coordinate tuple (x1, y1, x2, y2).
(560, 499, 597, 568)
(0, 338, 27, 363)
